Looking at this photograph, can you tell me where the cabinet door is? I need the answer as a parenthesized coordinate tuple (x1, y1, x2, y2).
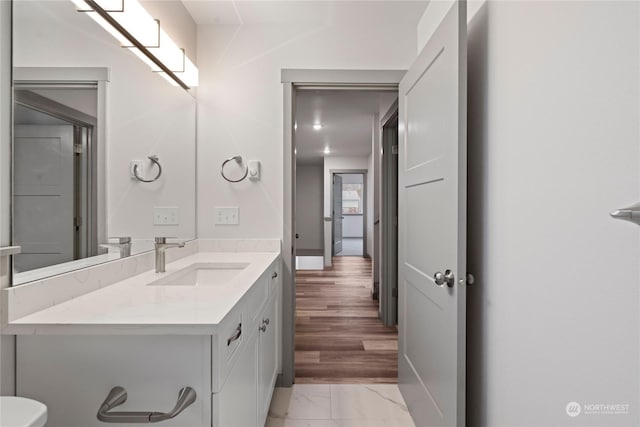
(215, 327, 259, 427)
(17, 336, 211, 427)
(258, 293, 279, 424)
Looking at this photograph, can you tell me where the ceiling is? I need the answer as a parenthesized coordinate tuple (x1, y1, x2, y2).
(182, 1, 428, 26)
(294, 89, 397, 164)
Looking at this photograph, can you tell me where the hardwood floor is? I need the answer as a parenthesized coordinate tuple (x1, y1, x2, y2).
(295, 256, 398, 384)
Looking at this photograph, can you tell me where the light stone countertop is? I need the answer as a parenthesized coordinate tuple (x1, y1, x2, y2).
(3, 251, 279, 335)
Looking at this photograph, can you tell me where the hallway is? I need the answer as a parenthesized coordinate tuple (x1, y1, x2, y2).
(295, 257, 398, 384)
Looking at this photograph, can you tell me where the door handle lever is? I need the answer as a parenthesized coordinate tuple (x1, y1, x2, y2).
(610, 202, 640, 226)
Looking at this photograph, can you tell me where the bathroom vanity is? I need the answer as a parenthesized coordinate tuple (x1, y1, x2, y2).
(3, 244, 281, 427)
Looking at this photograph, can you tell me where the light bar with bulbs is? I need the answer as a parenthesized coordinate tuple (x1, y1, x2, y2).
(71, 0, 198, 89)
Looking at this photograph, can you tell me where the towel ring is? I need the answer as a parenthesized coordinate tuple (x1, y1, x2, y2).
(133, 155, 162, 183)
(221, 155, 249, 183)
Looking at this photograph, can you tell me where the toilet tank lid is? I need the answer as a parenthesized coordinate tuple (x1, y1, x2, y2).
(0, 396, 47, 427)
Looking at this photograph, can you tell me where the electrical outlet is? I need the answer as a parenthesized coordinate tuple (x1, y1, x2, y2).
(154, 207, 179, 225)
(215, 207, 239, 225)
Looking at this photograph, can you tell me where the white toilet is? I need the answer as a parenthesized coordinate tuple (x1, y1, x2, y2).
(0, 396, 47, 427)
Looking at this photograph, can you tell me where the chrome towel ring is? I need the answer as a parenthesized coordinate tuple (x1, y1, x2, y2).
(221, 155, 249, 183)
(133, 155, 162, 183)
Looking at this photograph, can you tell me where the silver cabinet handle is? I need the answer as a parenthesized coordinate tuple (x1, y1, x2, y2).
(97, 386, 196, 423)
(227, 323, 242, 346)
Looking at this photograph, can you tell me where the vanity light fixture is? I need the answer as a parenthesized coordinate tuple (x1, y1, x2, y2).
(313, 123, 323, 131)
(70, 0, 198, 89)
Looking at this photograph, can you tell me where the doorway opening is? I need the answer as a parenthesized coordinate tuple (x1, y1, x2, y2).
(331, 172, 366, 257)
(291, 85, 399, 384)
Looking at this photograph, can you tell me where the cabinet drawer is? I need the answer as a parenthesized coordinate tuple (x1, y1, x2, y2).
(212, 302, 245, 392)
(211, 326, 259, 427)
(17, 335, 211, 427)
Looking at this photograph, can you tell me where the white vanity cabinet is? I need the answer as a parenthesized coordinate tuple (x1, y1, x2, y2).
(213, 262, 281, 427)
(16, 258, 282, 427)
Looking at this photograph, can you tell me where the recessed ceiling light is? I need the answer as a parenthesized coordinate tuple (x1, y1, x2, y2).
(313, 123, 323, 131)
(323, 146, 330, 155)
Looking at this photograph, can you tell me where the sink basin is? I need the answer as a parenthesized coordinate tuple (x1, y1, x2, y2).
(147, 263, 248, 287)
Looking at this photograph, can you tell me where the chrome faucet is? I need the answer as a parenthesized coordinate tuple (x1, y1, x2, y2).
(154, 237, 185, 273)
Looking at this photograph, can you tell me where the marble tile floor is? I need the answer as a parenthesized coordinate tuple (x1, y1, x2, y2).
(266, 384, 415, 427)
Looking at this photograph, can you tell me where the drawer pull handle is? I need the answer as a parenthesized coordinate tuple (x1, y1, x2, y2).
(97, 386, 196, 423)
(227, 323, 242, 346)
(272, 272, 278, 279)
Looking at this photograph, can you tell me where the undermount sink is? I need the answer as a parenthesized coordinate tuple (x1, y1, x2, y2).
(147, 263, 248, 287)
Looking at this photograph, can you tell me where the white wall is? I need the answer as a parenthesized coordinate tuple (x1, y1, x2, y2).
(417, 0, 485, 53)
(466, 2, 640, 426)
(14, 1, 197, 242)
(196, 3, 424, 240)
(0, 0, 15, 397)
(295, 165, 323, 251)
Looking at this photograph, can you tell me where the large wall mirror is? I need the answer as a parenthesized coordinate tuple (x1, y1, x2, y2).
(11, 0, 197, 285)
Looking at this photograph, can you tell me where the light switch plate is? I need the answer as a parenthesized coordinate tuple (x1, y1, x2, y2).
(215, 207, 239, 225)
(154, 207, 179, 225)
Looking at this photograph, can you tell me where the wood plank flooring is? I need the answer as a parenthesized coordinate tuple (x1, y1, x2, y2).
(295, 256, 398, 384)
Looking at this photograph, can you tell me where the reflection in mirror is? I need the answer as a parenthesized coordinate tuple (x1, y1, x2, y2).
(13, 83, 102, 278)
(11, 1, 197, 285)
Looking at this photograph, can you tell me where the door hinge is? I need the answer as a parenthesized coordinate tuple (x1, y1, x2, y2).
(74, 144, 83, 154)
(392, 287, 398, 298)
(392, 144, 398, 155)
(74, 217, 82, 229)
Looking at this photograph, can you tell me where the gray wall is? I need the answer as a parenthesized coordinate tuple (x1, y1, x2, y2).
(466, 2, 639, 426)
(295, 164, 323, 251)
(0, 0, 15, 396)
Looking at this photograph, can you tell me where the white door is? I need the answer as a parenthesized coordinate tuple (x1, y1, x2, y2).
(332, 174, 343, 255)
(13, 125, 75, 272)
(397, 2, 467, 426)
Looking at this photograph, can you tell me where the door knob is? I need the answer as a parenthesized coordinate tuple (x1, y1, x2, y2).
(434, 270, 455, 287)
(444, 270, 455, 288)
